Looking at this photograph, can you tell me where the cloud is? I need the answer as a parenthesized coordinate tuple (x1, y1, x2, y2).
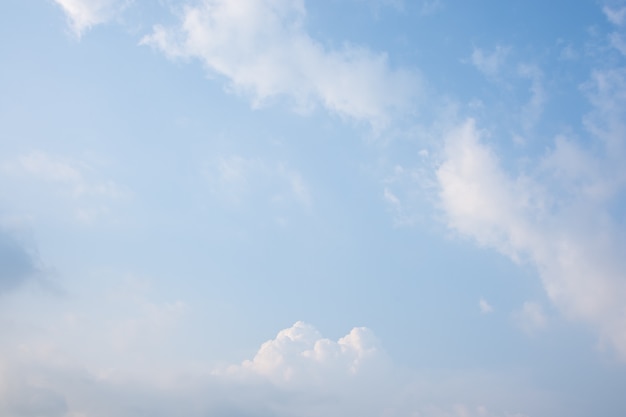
(604, 5, 626, 26)
(4, 151, 127, 199)
(0, 229, 40, 294)
(435, 114, 626, 359)
(0, 321, 534, 417)
(141, 0, 419, 129)
(470, 45, 510, 77)
(203, 155, 311, 210)
(220, 321, 385, 388)
(479, 298, 494, 314)
(517, 64, 546, 131)
(53, 0, 130, 36)
(2, 151, 130, 223)
(514, 301, 548, 334)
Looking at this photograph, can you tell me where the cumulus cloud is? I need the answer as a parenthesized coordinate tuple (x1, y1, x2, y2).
(435, 111, 626, 358)
(221, 321, 384, 387)
(141, 0, 419, 128)
(54, 0, 130, 36)
(514, 301, 548, 334)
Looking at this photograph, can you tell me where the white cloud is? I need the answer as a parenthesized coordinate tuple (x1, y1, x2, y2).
(435, 114, 626, 359)
(3, 151, 127, 200)
(479, 298, 494, 314)
(141, 0, 420, 129)
(54, 0, 130, 36)
(0, 151, 130, 224)
(514, 301, 548, 334)
(203, 155, 311, 210)
(470, 45, 510, 77)
(604, 5, 626, 26)
(220, 321, 384, 387)
(518, 64, 546, 131)
(0, 321, 535, 417)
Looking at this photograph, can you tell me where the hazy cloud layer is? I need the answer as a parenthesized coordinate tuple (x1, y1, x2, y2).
(0, 229, 39, 294)
(0, 321, 532, 417)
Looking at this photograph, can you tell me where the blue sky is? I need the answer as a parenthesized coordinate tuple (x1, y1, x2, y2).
(2, 0, 626, 416)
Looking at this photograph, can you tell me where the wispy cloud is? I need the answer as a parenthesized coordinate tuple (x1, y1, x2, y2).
(603, 5, 626, 26)
(435, 113, 626, 358)
(514, 301, 548, 334)
(470, 45, 510, 78)
(479, 298, 494, 314)
(0, 228, 41, 294)
(203, 155, 312, 211)
(2, 151, 130, 223)
(141, 0, 420, 129)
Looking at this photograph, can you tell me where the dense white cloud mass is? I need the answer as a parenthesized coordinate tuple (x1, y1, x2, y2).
(141, 0, 419, 128)
(54, 0, 130, 36)
(436, 100, 626, 357)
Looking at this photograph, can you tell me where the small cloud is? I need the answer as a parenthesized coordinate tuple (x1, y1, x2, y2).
(518, 64, 546, 131)
(603, 6, 626, 26)
(514, 301, 547, 334)
(54, 0, 130, 37)
(470, 45, 510, 77)
(3, 151, 128, 200)
(479, 298, 494, 314)
(203, 155, 312, 211)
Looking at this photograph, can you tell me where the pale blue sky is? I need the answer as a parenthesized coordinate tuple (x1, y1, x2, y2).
(2, 1, 626, 416)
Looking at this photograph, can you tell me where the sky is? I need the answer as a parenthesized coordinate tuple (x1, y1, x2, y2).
(1, 0, 626, 416)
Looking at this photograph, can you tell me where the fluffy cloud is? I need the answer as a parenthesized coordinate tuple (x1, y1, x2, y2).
(436, 109, 626, 357)
(54, 0, 130, 36)
(221, 321, 384, 386)
(141, 0, 419, 128)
